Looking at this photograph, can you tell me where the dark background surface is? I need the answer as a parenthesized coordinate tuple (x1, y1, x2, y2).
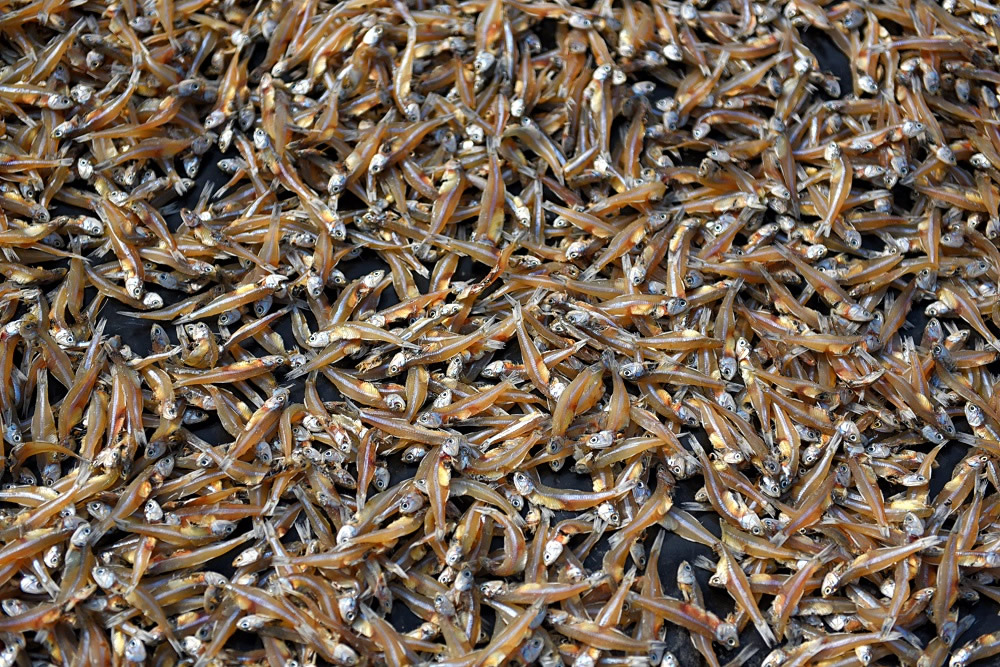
(44, 20, 1000, 667)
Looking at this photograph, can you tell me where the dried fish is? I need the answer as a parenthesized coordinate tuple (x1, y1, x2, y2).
(1, 0, 1000, 664)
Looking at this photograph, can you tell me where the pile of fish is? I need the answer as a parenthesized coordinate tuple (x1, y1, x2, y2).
(3, 0, 1000, 663)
